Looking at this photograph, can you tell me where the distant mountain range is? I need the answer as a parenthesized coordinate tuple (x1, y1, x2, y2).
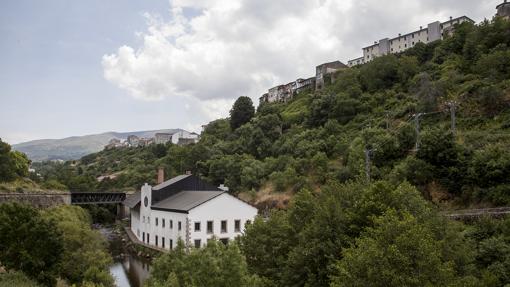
(13, 129, 185, 162)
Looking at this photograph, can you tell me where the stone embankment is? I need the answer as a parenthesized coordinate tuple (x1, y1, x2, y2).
(0, 192, 71, 208)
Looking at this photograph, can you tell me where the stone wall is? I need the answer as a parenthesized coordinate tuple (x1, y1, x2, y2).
(0, 193, 71, 208)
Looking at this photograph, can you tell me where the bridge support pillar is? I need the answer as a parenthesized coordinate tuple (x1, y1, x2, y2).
(116, 204, 130, 219)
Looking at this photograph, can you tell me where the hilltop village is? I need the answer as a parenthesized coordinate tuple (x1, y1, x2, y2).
(260, 1, 510, 105)
(104, 130, 199, 150)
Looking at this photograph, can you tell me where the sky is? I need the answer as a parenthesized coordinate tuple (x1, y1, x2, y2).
(0, 0, 500, 144)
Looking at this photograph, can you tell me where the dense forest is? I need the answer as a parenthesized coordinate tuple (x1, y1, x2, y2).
(1, 16, 510, 287)
(25, 17, 510, 209)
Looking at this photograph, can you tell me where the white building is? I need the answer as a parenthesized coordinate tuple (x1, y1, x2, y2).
(315, 61, 348, 89)
(497, 0, 510, 20)
(171, 130, 199, 145)
(348, 16, 474, 67)
(123, 173, 258, 249)
(155, 133, 173, 145)
(259, 77, 316, 104)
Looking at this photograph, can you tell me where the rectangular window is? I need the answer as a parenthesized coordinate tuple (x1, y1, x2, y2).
(234, 220, 241, 232)
(162, 237, 165, 248)
(170, 239, 173, 250)
(155, 235, 158, 247)
(170, 220, 173, 229)
(194, 222, 201, 232)
(155, 217, 158, 226)
(221, 220, 227, 233)
(178, 221, 182, 231)
(162, 219, 165, 228)
(220, 238, 229, 245)
(147, 233, 150, 243)
(207, 221, 213, 234)
(194, 239, 201, 248)
(142, 232, 145, 242)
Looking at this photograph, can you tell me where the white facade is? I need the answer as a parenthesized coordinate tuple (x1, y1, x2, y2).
(188, 193, 257, 247)
(129, 181, 258, 250)
(349, 16, 474, 66)
(171, 130, 199, 144)
(155, 133, 173, 145)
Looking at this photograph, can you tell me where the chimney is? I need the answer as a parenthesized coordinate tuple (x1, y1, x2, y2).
(218, 184, 229, 192)
(420, 26, 423, 30)
(185, 170, 192, 175)
(450, 16, 453, 20)
(157, 167, 164, 184)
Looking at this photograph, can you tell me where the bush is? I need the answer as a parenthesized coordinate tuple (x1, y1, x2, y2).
(0, 271, 40, 287)
(0, 203, 63, 286)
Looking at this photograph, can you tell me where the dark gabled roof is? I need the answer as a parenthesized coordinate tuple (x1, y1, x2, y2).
(497, 1, 510, 9)
(123, 191, 141, 208)
(151, 190, 225, 213)
(152, 174, 192, 191)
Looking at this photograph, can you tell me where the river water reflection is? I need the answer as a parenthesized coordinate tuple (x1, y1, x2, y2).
(110, 255, 151, 287)
(104, 227, 151, 287)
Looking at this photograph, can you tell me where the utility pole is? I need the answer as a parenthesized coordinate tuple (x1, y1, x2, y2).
(414, 113, 424, 151)
(364, 147, 374, 182)
(446, 101, 457, 137)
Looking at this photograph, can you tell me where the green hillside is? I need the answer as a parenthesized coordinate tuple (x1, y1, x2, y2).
(31, 18, 510, 209)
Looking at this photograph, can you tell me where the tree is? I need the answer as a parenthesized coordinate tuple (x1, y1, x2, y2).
(390, 156, 434, 187)
(412, 72, 441, 112)
(417, 128, 458, 167)
(147, 239, 263, 287)
(240, 211, 295, 285)
(42, 205, 113, 287)
(282, 181, 436, 287)
(359, 55, 400, 92)
(0, 139, 16, 182)
(331, 211, 458, 287)
(230, 96, 255, 130)
(468, 143, 510, 188)
(0, 203, 63, 286)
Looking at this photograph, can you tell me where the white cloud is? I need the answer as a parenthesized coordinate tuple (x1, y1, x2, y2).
(102, 0, 498, 121)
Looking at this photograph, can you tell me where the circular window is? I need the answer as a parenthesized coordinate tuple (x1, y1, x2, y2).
(144, 196, 148, 207)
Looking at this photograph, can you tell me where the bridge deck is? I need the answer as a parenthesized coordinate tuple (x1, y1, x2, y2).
(70, 192, 126, 205)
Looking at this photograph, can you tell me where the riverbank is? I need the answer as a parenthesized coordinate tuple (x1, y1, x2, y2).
(97, 223, 154, 287)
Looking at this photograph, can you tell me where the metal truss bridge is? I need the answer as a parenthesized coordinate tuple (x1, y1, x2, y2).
(70, 192, 126, 205)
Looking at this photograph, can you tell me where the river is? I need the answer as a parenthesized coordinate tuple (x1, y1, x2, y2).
(109, 255, 151, 287)
(101, 226, 152, 287)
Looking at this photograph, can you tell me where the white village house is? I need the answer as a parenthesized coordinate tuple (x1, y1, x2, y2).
(123, 171, 258, 250)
